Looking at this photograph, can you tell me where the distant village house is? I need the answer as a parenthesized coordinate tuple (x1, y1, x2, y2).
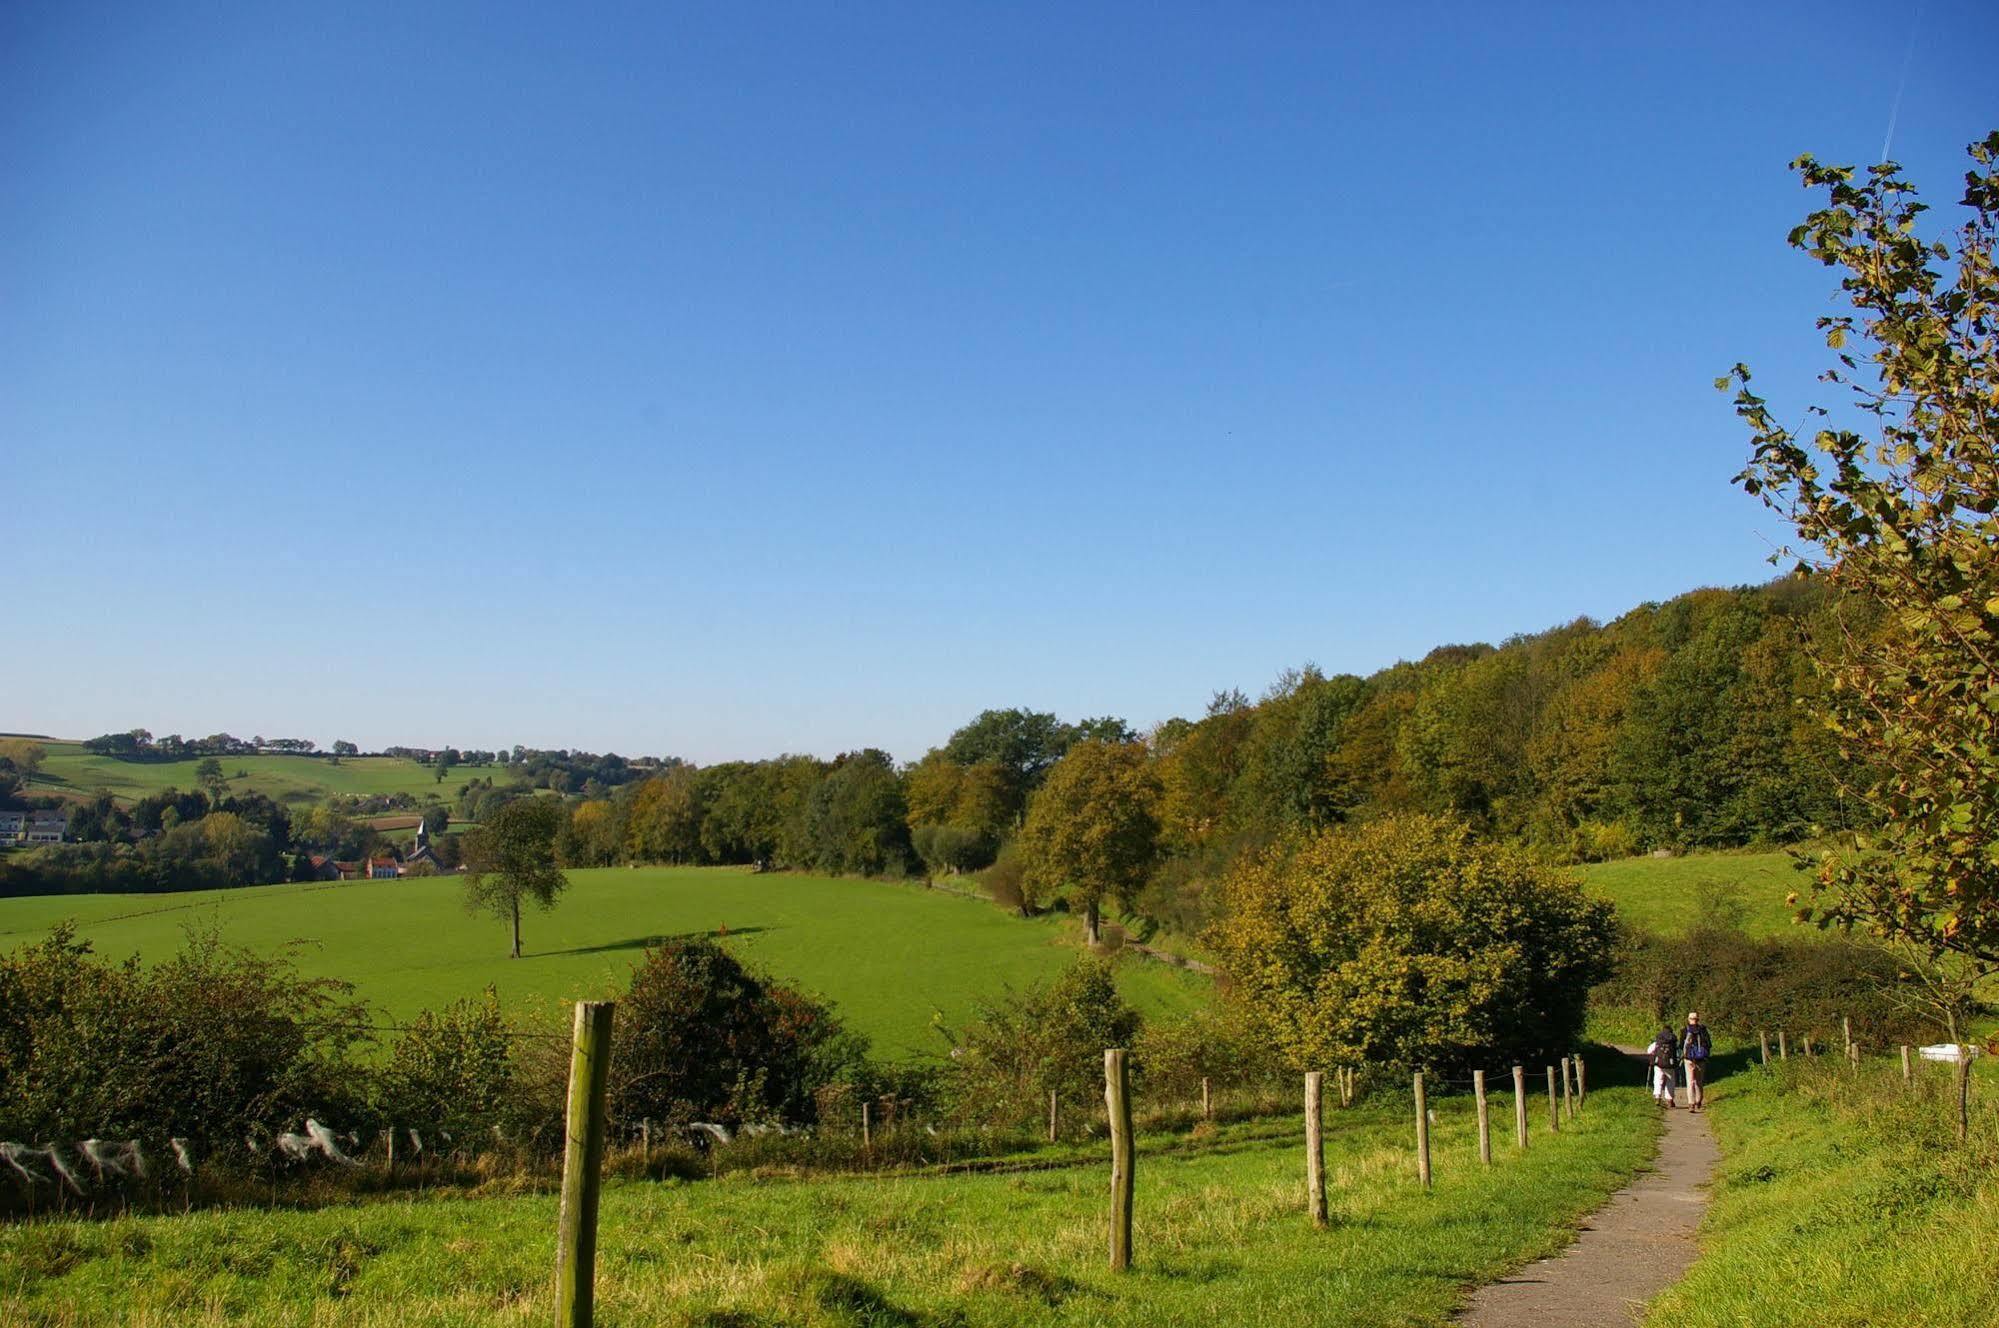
(0, 810, 69, 846)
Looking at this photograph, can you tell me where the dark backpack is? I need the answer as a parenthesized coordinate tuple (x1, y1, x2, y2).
(1652, 1031, 1679, 1068)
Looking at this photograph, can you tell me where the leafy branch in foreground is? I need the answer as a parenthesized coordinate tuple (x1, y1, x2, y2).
(1729, 131, 1999, 964)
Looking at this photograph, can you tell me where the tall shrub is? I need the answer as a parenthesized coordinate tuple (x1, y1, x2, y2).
(1208, 813, 1616, 1071)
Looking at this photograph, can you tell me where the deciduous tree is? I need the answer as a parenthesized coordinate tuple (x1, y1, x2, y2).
(1207, 813, 1615, 1070)
(1018, 740, 1161, 945)
(1731, 133, 1999, 964)
(462, 797, 568, 958)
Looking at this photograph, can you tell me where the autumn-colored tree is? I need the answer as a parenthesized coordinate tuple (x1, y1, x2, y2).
(462, 796, 568, 958)
(904, 752, 1011, 873)
(1207, 814, 1615, 1071)
(1018, 740, 1162, 946)
(560, 798, 622, 866)
(0, 738, 45, 781)
(624, 766, 705, 864)
(1731, 133, 1999, 966)
(1527, 642, 1664, 844)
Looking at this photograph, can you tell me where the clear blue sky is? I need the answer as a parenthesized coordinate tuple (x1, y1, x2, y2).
(5, 2, 1995, 763)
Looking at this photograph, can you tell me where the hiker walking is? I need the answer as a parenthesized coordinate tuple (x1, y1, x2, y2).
(1646, 1023, 1680, 1108)
(1681, 1011, 1711, 1112)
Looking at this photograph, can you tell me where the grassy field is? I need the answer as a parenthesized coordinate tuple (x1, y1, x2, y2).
(21, 741, 498, 806)
(1579, 851, 1809, 938)
(0, 867, 1206, 1058)
(0, 1077, 1659, 1327)
(1643, 1047, 1999, 1327)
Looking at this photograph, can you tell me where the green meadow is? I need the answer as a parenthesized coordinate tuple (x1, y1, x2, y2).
(1579, 850, 1808, 938)
(0, 1078, 1659, 1328)
(0, 867, 1206, 1058)
(22, 741, 490, 806)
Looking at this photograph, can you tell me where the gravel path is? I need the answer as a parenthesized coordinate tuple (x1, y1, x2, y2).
(1455, 1055, 1718, 1327)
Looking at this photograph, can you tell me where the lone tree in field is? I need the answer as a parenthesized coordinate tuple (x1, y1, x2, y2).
(1207, 813, 1616, 1070)
(462, 796, 568, 958)
(195, 756, 226, 800)
(1018, 740, 1161, 947)
(1729, 132, 1999, 971)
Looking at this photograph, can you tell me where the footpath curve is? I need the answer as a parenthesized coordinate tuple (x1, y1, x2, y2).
(1455, 1052, 1718, 1328)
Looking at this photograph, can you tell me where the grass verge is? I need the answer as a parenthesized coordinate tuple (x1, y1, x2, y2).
(1646, 1049, 1999, 1326)
(1, 1078, 1659, 1327)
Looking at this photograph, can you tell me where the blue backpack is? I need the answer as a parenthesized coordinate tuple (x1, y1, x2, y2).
(1684, 1025, 1711, 1062)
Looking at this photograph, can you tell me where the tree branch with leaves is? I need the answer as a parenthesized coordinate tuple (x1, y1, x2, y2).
(1729, 131, 1999, 965)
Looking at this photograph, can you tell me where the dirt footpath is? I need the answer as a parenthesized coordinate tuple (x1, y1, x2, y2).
(1455, 1063, 1718, 1327)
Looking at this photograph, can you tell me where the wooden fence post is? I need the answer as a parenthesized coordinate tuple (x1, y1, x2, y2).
(1849, 1040, 1860, 1072)
(1778, 1030, 1788, 1061)
(1106, 1049, 1134, 1271)
(1902, 1045, 1913, 1086)
(1414, 1071, 1432, 1191)
(555, 1000, 615, 1328)
(1474, 1069, 1492, 1166)
(385, 1125, 396, 1174)
(1512, 1065, 1528, 1149)
(863, 1101, 873, 1149)
(1760, 1030, 1770, 1067)
(1575, 1055, 1587, 1109)
(1562, 1057, 1575, 1120)
(1956, 1050, 1972, 1144)
(1048, 1089, 1058, 1144)
(1546, 1066, 1560, 1133)
(1804, 1034, 1814, 1058)
(1843, 1016, 1852, 1061)
(1201, 1077, 1212, 1121)
(1305, 1071, 1327, 1227)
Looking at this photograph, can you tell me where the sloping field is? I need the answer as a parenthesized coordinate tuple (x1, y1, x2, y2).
(1579, 851, 1808, 938)
(0, 866, 1206, 1058)
(22, 740, 490, 805)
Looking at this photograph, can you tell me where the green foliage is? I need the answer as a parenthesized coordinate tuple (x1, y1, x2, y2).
(611, 938, 864, 1127)
(905, 752, 1010, 873)
(1132, 1004, 1287, 1100)
(1018, 741, 1162, 941)
(462, 796, 569, 958)
(622, 765, 705, 864)
(1730, 133, 1999, 967)
(376, 992, 521, 1139)
(0, 738, 45, 781)
(802, 749, 914, 877)
(1208, 813, 1616, 1070)
(0, 922, 367, 1144)
(1593, 917, 1927, 1045)
(944, 956, 1141, 1123)
(940, 708, 1076, 821)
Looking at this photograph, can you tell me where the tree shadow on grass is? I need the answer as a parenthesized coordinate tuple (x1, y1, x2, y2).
(536, 926, 773, 959)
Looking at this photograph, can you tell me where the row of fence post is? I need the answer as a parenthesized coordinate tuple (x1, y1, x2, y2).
(1757, 1024, 1978, 1142)
(547, 1003, 1597, 1318)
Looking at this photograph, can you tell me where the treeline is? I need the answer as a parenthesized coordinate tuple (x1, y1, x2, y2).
(73, 730, 668, 796)
(15, 577, 1860, 914)
(553, 576, 1862, 932)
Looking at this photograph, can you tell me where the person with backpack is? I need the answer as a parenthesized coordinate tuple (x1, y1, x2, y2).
(1682, 1011, 1712, 1111)
(1646, 1023, 1680, 1107)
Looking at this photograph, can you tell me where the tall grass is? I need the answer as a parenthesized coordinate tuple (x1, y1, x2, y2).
(1646, 1049, 1999, 1327)
(1, 1079, 1659, 1327)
